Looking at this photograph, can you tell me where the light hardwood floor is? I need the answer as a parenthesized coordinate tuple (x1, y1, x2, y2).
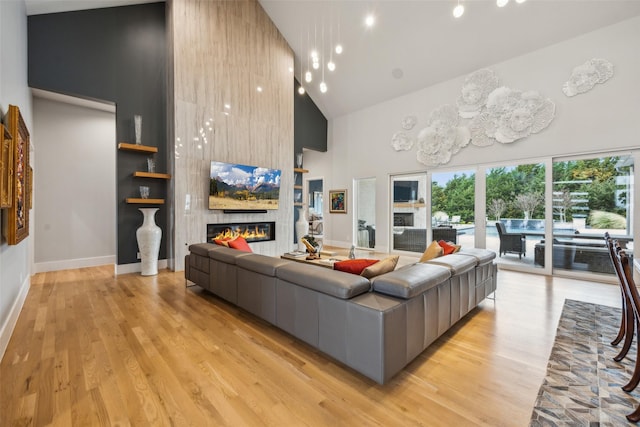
(0, 263, 622, 426)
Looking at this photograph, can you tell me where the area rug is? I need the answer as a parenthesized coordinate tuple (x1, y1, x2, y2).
(530, 299, 640, 426)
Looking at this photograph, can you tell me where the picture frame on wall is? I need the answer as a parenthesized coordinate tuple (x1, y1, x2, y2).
(0, 123, 13, 208)
(329, 189, 347, 213)
(3, 105, 30, 245)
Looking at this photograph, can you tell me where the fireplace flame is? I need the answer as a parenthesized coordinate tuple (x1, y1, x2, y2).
(213, 226, 268, 242)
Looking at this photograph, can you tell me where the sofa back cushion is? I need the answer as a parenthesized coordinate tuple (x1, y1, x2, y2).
(276, 262, 370, 299)
(370, 263, 451, 299)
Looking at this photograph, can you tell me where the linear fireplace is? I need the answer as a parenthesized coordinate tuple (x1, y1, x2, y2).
(207, 222, 276, 243)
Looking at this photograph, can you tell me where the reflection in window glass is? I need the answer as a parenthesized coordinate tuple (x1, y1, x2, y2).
(391, 173, 428, 253)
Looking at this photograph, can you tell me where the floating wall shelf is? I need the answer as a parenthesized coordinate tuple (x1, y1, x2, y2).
(133, 171, 171, 179)
(117, 142, 158, 153)
(126, 198, 165, 204)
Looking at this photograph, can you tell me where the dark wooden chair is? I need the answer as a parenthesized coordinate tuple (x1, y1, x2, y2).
(605, 232, 633, 359)
(614, 245, 640, 422)
(495, 222, 526, 259)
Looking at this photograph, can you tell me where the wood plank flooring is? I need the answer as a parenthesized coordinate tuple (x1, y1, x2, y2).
(0, 264, 622, 426)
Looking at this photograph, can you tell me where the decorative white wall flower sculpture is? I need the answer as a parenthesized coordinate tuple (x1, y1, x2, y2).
(457, 69, 501, 118)
(401, 115, 417, 130)
(469, 87, 555, 146)
(391, 131, 415, 151)
(416, 105, 470, 166)
(562, 58, 614, 97)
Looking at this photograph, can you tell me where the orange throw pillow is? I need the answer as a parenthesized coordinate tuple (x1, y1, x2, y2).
(334, 259, 379, 275)
(438, 240, 457, 255)
(213, 237, 232, 247)
(227, 236, 253, 252)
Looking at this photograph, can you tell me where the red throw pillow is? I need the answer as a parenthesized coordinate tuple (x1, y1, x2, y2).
(334, 259, 379, 275)
(227, 236, 253, 253)
(438, 240, 457, 255)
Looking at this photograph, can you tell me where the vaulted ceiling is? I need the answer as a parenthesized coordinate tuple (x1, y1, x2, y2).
(26, 0, 640, 119)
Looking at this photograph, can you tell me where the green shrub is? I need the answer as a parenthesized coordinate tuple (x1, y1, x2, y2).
(588, 210, 627, 229)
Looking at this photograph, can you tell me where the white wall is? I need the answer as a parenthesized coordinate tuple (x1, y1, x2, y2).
(33, 95, 116, 272)
(307, 16, 640, 251)
(0, 0, 33, 360)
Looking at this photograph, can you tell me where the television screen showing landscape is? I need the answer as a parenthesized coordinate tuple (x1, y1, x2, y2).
(209, 161, 281, 210)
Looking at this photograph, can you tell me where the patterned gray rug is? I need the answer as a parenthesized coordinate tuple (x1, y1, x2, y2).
(530, 299, 640, 426)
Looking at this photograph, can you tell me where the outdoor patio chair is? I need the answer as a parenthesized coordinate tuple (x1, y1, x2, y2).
(495, 222, 526, 259)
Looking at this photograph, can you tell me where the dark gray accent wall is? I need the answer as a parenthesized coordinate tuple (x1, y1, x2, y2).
(28, 3, 167, 265)
(294, 78, 327, 165)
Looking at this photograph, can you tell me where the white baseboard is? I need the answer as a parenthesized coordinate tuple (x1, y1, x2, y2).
(115, 259, 169, 275)
(0, 275, 30, 362)
(34, 255, 116, 273)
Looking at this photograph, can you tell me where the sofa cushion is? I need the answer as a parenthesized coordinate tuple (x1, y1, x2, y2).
(189, 243, 218, 256)
(227, 236, 252, 252)
(457, 248, 497, 265)
(419, 240, 443, 262)
(276, 262, 370, 299)
(208, 246, 252, 264)
(370, 263, 451, 299)
(237, 254, 290, 276)
(360, 256, 399, 279)
(334, 259, 379, 275)
(425, 253, 477, 275)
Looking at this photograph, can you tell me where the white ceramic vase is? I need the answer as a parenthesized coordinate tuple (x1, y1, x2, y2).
(136, 208, 161, 276)
(295, 207, 309, 251)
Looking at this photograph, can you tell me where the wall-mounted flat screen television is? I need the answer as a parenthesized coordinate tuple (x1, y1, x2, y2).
(209, 161, 281, 210)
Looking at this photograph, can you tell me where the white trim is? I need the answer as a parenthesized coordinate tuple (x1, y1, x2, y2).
(34, 255, 116, 273)
(0, 275, 30, 362)
(31, 88, 115, 113)
(115, 259, 169, 275)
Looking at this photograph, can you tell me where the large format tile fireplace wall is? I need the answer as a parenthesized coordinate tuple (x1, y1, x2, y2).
(170, 0, 294, 270)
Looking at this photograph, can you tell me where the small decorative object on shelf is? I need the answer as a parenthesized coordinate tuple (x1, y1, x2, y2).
(348, 245, 356, 259)
(147, 157, 155, 173)
(139, 185, 150, 199)
(296, 152, 303, 168)
(134, 114, 142, 145)
(136, 208, 161, 276)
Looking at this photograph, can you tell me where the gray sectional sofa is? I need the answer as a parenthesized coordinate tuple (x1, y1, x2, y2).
(185, 244, 497, 384)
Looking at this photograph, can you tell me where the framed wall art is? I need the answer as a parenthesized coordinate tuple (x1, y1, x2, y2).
(0, 123, 13, 208)
(3, 105, 30, 245)
(329, 189, 347, 214)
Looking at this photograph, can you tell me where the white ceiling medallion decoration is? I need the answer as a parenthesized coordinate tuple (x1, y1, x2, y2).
(562, 58, 614, 97)
(457, 69, 501, 118)
(469, 87, 555, 146)
(416, 105, 470, 166)
(391, 131, 415, 151)
(401, 115, 417, 130)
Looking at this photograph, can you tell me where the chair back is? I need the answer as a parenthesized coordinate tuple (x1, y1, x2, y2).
(605, 233, 626, 290)
(495, 222, 506, 237)
(617, 246, 640, 320)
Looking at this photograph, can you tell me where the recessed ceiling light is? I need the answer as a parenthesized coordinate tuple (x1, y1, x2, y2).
(288, 66, 293, 73)
(497, 0, 509, 7)
(365, 14, 375, 27)
(392, 68, 404, 79)
(305, 71, 312, 82)
(516, 0, 526, 3)
(453, 3, 464, 18)
(298, 86, 305, 95)
(320, 82, 327, 93)
(257, 86, 262, 92)
(335, 44, 343, 54)
(327, 61, 335, 71)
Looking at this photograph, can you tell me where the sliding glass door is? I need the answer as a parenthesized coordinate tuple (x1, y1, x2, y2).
(485, 162, 546, 270)
(431, 169, 475, 247)
(550, 154, 633, 277)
